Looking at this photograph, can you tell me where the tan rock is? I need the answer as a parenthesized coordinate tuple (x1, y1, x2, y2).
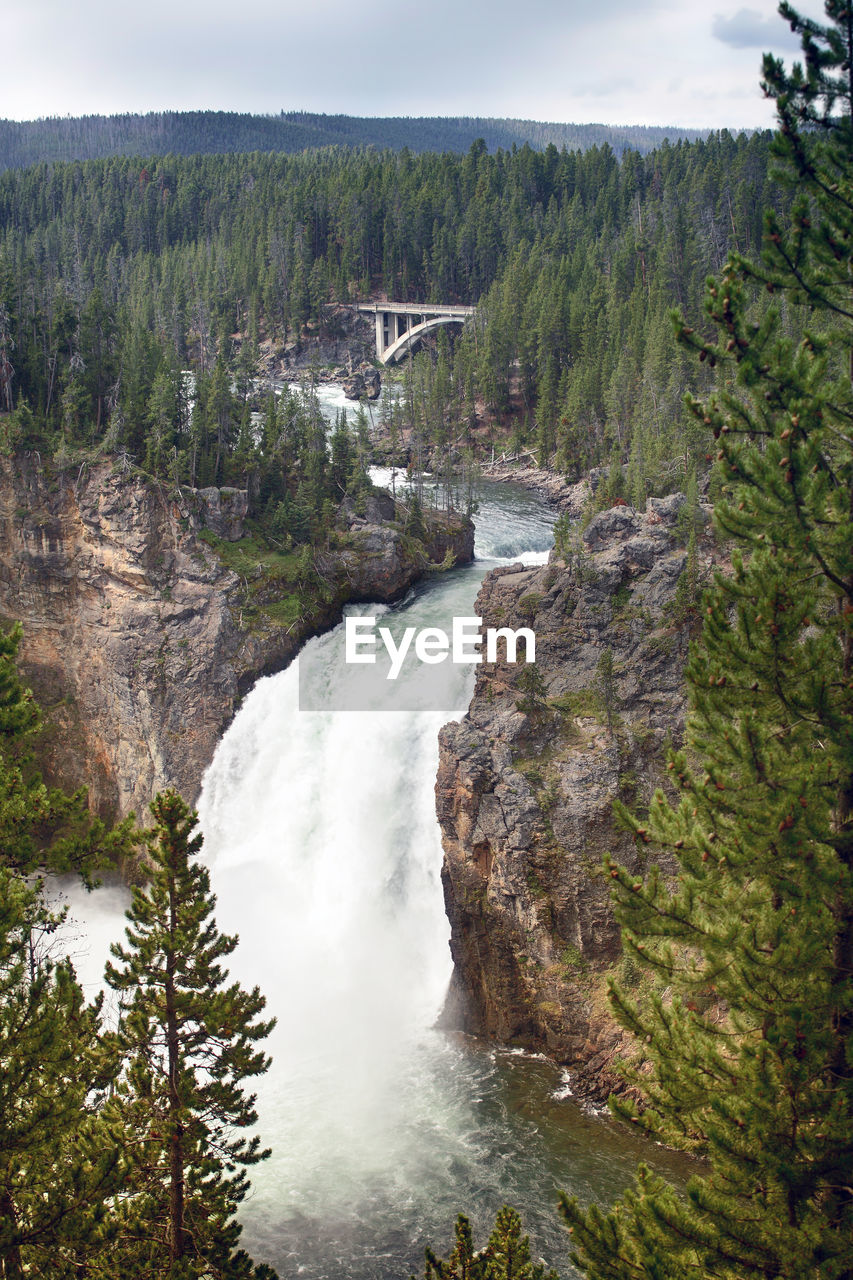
(0, 456, 473, 825)
(436, 498, 711, 1101)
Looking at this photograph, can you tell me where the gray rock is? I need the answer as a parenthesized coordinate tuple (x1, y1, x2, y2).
(363, 490, 395, 523)
(192, 486, 249, 542)
(339, 489, 396, 526)
(632, 550, 687, 615)
(623, 529, 671, 569)
(343, 373, 365, 400)
(582, 506, 641, 549)
(343, 367, 381, 401)
(646, 493, 686, 524)
(435, 487, 715, 1100)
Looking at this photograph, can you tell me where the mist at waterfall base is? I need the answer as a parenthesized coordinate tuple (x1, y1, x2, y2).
(57, 478, 687, 1280)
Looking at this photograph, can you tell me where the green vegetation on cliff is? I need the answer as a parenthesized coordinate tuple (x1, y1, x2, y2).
(0, 637, 278, 1276)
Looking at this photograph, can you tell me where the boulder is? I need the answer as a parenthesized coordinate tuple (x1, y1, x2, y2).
(646, 493, 686, 524)
(582, 505, 641, 549)
(339, 489, 397, 526)
(193, 486, 248, 542)
(343, 367, 382, 401)
(343, 373, 365, 400)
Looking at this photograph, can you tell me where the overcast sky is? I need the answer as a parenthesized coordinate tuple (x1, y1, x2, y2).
(4, 0, 824, 130)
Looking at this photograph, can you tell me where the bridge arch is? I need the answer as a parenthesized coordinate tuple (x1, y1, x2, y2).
(381, 315, 465, 365)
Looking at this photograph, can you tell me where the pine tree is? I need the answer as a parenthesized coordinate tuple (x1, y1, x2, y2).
(423, 1207, 558, 1280)
(0, 621, 141, 1274)
(594, 649, 618, 733)
(0, 622, 136, 878)
(561, 4, 853, 1277)
(0, 868, 127, 1278)
(105, 790, 277, 1279)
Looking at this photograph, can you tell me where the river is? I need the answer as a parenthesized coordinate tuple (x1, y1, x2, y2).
(55, 389, 688, 1279)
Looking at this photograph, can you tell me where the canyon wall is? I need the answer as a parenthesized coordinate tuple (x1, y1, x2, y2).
(436, 494, 716, 1098)
(0, 454, 472, 823)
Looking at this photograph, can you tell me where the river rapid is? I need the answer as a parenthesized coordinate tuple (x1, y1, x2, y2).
(55, 386, 687, 1279)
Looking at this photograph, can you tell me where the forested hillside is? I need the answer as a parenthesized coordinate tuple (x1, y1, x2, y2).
(0, 130, 785, 515)
(0, 111, 709, 172)
(3, 0, 852, 1270)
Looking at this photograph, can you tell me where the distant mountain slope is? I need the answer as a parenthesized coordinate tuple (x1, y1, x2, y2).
(0, 110, 712, 170)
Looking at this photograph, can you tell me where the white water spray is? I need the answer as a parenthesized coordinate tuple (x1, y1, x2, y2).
(58, 479, 581, 1278)
(195, 486, 555, 1214)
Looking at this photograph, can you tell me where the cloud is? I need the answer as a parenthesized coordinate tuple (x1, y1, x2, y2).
(0, 0, 786, 130)
(571, 78, 638, 99)
(711, 7, 800, 49)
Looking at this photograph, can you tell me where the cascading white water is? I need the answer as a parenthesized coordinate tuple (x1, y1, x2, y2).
(197, 661, 457, 1196)
(191, 484, 555, 1272)
(55, 472, 688, 1279)
(286, 379, 386, 432)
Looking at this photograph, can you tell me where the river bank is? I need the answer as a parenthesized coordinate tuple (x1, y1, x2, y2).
(479, 462, 589, 512)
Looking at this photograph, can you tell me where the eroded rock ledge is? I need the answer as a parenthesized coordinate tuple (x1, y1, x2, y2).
(0, 455, 472, 823)
(436, 495, 716, 1100)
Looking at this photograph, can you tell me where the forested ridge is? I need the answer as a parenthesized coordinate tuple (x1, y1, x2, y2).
(0, 0, 852, 1272)
(0, 111, 709, 172)
(0, 129, 786, 519)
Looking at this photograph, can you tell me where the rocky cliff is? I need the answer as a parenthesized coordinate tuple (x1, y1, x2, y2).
(436, 494, 715, 1099)
(0, 455, 473, 823)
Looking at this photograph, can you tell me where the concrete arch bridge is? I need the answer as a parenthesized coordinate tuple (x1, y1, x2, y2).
(355, 302, 476, 366)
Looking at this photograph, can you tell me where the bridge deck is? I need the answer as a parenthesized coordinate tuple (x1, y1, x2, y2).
(355, 302, 475, 318)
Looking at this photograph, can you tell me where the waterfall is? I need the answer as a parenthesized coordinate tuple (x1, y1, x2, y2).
(60, 479, 630, 1280)
(192, 482, 555, 1269)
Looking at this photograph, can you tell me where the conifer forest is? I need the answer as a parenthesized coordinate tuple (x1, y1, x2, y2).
(0, 0, 851, 1277)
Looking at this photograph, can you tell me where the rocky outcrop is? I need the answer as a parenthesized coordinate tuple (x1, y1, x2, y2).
(436, 495, 715, 1100)
(343, 368, 381, 401)
(331, 498, 474, 599)
(256, 305, 376, 379)
(232, 498, 475, 700)
(186, 486, 249, 541)
(0, 455, 473, 824)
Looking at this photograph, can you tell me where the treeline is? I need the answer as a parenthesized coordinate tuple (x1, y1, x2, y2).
(0, 131, 786, 511)
(0, 110, 709, 172)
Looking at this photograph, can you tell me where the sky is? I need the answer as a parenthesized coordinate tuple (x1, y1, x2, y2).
(3, 0, 825, 130)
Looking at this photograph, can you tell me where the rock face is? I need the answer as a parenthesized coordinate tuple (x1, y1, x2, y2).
(333, 499, 474, 598)
(187, 486, 249, 541)
(0, 456, 473, 824)
(256, 305, 376, 380)
(436, 495, 714, 1099)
